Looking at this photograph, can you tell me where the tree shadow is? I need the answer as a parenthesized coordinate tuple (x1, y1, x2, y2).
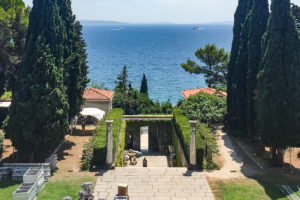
(0, 179, 20, 188)
(223, 130, 300, 199)
(56, 140, 76, 162)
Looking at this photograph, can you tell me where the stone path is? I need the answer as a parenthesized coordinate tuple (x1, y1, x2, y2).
(128, 154, 169, 167)
(94, 167, 214, 200)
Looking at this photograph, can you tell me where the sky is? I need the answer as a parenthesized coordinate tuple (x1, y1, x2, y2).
(23, 0, 299, 24)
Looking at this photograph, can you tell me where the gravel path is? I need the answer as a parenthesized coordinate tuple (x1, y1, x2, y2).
(205, 128, 257, 179)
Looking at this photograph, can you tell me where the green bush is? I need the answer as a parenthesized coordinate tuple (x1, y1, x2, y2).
(91, 108, 123, 168)
(173, 107, 191, 159)
(0, 131, 4, 160)
(179, 92, 227, 125)
(115, 121, 126, 167)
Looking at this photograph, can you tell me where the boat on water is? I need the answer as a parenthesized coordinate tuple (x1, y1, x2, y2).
(112, 27, 123, 31)
(193, 27, 203, 30)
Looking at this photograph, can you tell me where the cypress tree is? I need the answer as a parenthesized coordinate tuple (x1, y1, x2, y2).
(234, 0, 253, 134)
(246, 0, 269, 138)
(256, 0, 300, 163)
(140, 73, 148, 95)
(4, 0, 69, 161)
(59, 0, 89, 120)
(227, 0, 249, 131)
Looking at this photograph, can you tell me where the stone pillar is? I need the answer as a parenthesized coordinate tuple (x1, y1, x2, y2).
(189, 120, 197, 166)
(106, 120, 114, 165)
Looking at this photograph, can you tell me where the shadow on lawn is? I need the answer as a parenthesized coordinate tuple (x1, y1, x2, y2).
(0, 179, 19, 188)
(220, 129, 300, 199)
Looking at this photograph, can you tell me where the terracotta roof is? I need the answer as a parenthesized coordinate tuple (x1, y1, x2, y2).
(83, 88, 114, 101)
(182, 87, 227, 99)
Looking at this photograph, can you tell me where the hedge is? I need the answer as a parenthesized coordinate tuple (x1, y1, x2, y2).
(115, 121, 126, 167)
(90, 108, 123, 168)
(173, 107, 191, 159)
(126, 120, 172, 136)
(173, 107, 204, 168)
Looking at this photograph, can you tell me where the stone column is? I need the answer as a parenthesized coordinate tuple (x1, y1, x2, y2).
(106, 120, 114, 165)
(189, 120, 197, 166)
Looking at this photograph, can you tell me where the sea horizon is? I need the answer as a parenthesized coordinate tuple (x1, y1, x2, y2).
(83, 23, 233, 104)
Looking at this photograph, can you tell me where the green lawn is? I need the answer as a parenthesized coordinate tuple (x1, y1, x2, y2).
(37, 176, 96, 200)
(216, 176, 300, 200)
(0, 179, 20, 200)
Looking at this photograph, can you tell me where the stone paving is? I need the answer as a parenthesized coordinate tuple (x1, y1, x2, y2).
(94, 167, 215, 200)
(130, 154, 169, 167)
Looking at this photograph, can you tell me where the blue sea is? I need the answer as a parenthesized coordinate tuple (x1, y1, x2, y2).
(82, 24, 233, 104)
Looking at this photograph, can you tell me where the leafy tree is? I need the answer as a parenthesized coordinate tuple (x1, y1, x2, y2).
(292, 3, 300, 30)
(227, 0, 250, 131)
(179, 92, 227, 125)
(246, 0, 269, 138)
(181, 44, 228, 88)
(4, 0, 69, 161)
(140, 73, 148, 95)
(256, 0, 300, 163)
(0, 0, 30, 95)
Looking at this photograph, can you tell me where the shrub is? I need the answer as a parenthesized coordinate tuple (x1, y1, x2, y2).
(91, 108, 123, 168)
(0, 131, 4, 160)
(179, 92, 227, 125)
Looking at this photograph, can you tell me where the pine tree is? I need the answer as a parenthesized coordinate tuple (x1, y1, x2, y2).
(227, 0, 250, 131)
(256, 0, 300, 163)
(246, 0, 269, 138)
(140, 73, 148, 95)
(4, 0, 69, 161)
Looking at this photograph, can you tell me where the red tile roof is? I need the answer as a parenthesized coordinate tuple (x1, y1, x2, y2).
(83, 88, 114, 101)
(182, 87, 227, 99)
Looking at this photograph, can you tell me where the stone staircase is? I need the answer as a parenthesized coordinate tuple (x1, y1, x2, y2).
(94, 167, 214, 200)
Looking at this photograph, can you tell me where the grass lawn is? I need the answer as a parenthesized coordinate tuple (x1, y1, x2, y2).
(0, 179, 20, 200)
(209, 175, 300, 200)
(37, 175, 97, 200)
